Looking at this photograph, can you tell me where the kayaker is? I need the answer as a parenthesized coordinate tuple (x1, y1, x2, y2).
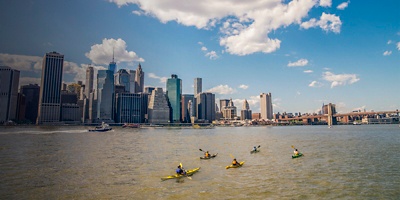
(253, 146, 257, 152)
(205, 151, 210, 158)
(232, 158, 239, 166)
(176, 165, 186, 175)
(294, 149, 299, 156)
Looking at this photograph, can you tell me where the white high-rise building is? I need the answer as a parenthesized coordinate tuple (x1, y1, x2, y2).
(194, 77, 202, 95)
(260, 92, 273, 120)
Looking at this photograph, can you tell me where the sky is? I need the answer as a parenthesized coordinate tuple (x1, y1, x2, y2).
(0, 0, 399, 114)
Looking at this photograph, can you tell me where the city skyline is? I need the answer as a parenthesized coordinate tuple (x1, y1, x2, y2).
(0, 0, 399, 114)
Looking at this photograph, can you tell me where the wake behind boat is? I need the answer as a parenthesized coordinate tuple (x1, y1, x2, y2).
(89, 122, 112, 132)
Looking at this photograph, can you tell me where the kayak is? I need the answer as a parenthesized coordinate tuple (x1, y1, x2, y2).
(292, 153, 303, 159)
(250, 149, 260, 154)
(200, 153, 218, 159)
(225, 161, 245, 169)
(161, 167, 200, 181)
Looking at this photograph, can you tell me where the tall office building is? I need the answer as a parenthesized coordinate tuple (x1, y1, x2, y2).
(85, 65, 94, 98)
(260, 92, 273, 120)
(97, 69, 114, 122)
(115, 69, 130, 92)
(135, 63, 144, 93)
(181, 94, 194, 123)
(241, 99, 252, 120)
(0, 66, 20, 123)
(115, 93, 147, 123)
(195, 92, 215, 123)
(108, 53, 117, 73)
(148, 88, 170, 124)
(37, 52, 64, 124)
(20, 84, 40, 123)
(222, 98, 237, 120)
(129, 70, 136, 93)
(194, 77, 202, 95)
(167, 74, 182, 123)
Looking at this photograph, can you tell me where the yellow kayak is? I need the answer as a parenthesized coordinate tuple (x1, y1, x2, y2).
(225, 161, 245, 169)
(161, 167, 200, 181)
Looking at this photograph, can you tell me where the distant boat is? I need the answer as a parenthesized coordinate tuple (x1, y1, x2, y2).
(353, 121, 362, 125)
(89, 122, 112, 132)
(122, 123, 140, 128)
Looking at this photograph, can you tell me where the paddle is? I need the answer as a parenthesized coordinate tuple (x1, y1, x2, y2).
(291, 145, 304, 156)
(179, 163, 192, 180)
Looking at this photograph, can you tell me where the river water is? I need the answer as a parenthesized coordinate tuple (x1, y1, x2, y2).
(0, 125, 399, 199)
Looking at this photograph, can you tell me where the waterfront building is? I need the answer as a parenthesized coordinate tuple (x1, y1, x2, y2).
(241, 99, 252, 120)
(195, 92, 215, 123)
(20, 84, 40, 124)
(144, 87, 155, 94)
(37, 52, 64, 124)
(129, 70, 136, 93)
(97, 69, 114, 122)
(219, 99, 230, 119)
(222, 98, 237, 120)
(115, 93, 147, 123)
(181, 94, 194, 123)
(85, 65, 94, 98)
(61, 103, 81, 123)
(147, 88, 170, 124)
(88, 91, 97, 123)
(260, 92, 273, 120)
(135, 63, 144, 93)
(0, 66, 20, 123)
(194, 77, 202, 95)
(16, 93, 26, 121)
(252, 113, 261, 120)
(166, 74, 182, 123)
(115, 69, 130, 92)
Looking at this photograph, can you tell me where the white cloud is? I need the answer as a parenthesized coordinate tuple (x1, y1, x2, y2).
(288, 58, 308, 67)
(337, 1, 350, 10)
(387, 40, 392, 45)
(319, 0, 332, 7)
(304, 70, 313, 73)
(201, 46, 208, 51)
(148, 73, 168, 83)
(85, 38, 144, 65)
(232, 95, 260, 111)
(301, 12, 342, 33)
(397, 42, 400, 50)
(383, 51, 392, 56)
(132, 10, 144, 16)
(309, 80, 323, 87)
(238, 84, 249, 89)
(207, 84, 236, 94)
(205, 51, 219, 60)
(322, 71, 360, 88)
(110, 0, 331, 56)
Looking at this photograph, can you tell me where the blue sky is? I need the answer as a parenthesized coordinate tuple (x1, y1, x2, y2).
(0, 0, 399, 114)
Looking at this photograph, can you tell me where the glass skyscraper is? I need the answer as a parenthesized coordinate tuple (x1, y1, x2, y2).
(97, 69, 114, 122)
(37, 52, 64, 124)
(166, 74, 182, 123)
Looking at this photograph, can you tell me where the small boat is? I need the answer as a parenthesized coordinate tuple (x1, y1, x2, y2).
(89, 122, 112, 132)
(161, 167, 200, 181)
(225, 161, 245, 169)
(292, 153, 303, 159)
(200, 153, 218, 159)
(122, 123, 140, 128)
(250, 149, 260, 154)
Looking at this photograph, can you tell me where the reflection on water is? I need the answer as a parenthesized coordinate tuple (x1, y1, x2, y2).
(0, 125, 399, 199)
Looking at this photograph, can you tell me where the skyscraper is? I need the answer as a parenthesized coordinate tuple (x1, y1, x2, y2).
(115, 93, 147, 123)
(194, 77, 202, 95)
(135, 63, 144, 93)
(260, 92, 273, 120)
(148, 88, 170, 124)
(166, 74, 182, 123)
(181, 94, 194, 123)
(21, 84, 40, 123)
(129, 70, 136, 93)
(97, 69, 114, 122)
(195, 92, 215, 123)
(108, 52, 117, 73)
(85, 65, 94, 98)
(241, 99, 252, 120)
(37, 52, 64, 124)
(0, 66, 20, 123)
(222, 98, 237, 119)
(115, 69, 130, 92)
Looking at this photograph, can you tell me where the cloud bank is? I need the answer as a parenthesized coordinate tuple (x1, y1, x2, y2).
(322, 71, 360, 88)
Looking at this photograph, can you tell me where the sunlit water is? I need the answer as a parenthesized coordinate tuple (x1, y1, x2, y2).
(0, 125, 399, 199)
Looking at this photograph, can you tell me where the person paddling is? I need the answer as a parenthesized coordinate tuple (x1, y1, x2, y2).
(294, 149, 300, 156)
(253, 146, 257, 152)
(176, 165, 186, 175)
(232, 158, 240, 166)
(205, 151, 210, 158)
